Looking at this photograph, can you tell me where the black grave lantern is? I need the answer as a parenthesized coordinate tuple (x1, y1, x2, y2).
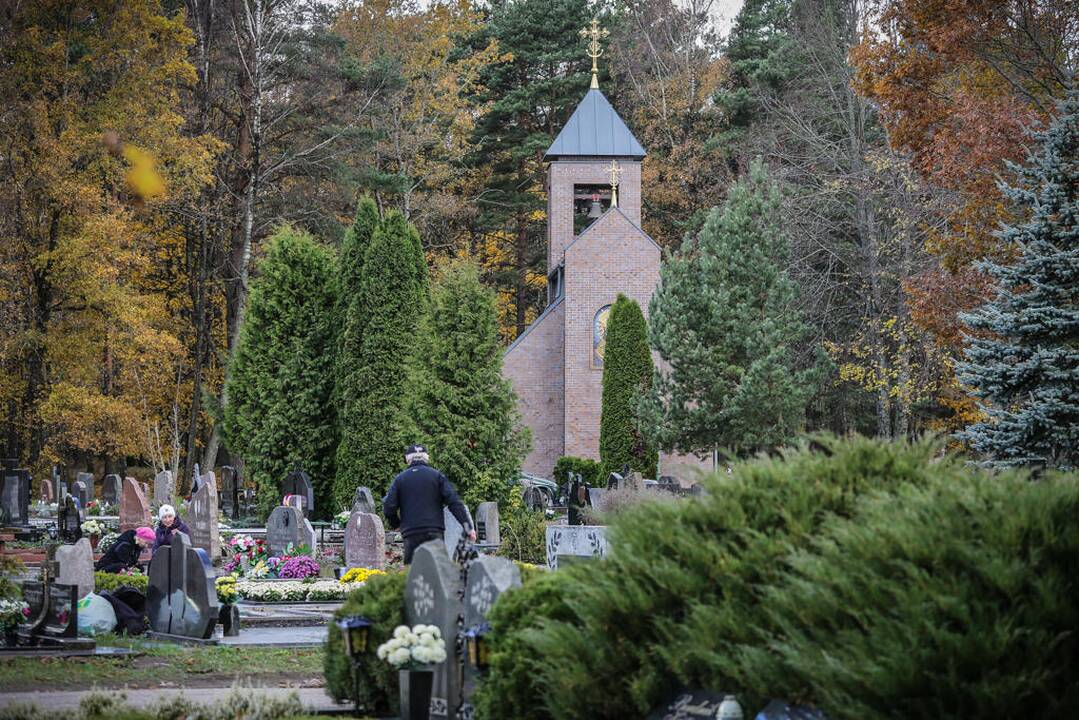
(464, 622, 492, 672)
(336, 615, 373, 660)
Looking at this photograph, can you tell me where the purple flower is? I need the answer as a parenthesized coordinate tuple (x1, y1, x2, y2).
(278, 555, 320, 579)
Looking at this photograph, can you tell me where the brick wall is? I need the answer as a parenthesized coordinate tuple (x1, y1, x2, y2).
(547, 159, 641, 271)
(503, 300, 565, 477)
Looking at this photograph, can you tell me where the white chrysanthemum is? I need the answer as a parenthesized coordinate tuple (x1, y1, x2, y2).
(376, 643, 390, 660)
(390, 647, 411, 666)
(431, 647, 447, 664)
(412, 646, 431, 664)
(393, 625, 410, 639)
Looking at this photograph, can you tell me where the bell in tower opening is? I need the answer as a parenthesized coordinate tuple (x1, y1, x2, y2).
(573, 184, 612, 234)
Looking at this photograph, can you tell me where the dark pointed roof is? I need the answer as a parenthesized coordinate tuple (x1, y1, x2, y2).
(545, 89, 646, 160)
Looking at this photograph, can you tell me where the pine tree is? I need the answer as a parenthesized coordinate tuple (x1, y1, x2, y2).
(340, 210, 428, 506)
(599, 294, 657, 478)
(407, 261, 530, 509)
(957, 93, 1079, 470)
(222, 227, 338, 519)
(640, 158, 820, 455)
(333, 197, 381, 506)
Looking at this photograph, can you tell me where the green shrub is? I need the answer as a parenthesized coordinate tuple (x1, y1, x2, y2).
(324, 570, 407, 714)
(0, 687, 305, 720)
(497, 494, 548, 565)
(477, 436, 1079, 720)
(551, 456, 601, 486)
(94, 572, 148, 594)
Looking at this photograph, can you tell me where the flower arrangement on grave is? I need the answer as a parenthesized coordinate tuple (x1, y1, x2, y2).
(116, 566, 144, 577)
(224, 534, 271, 576)
(0, 597, 30, 630)
(80, 519, 104, 536)
(96, 531, 121, 554)
(215, 575, 238, 604)
(333, 510, 351, 528)
(339, 567, 385, 585)
(377, 625, 447, 669)
(279, 555, 320, 579)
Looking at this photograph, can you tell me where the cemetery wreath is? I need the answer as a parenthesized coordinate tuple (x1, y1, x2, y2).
(377, 624, 448, 669)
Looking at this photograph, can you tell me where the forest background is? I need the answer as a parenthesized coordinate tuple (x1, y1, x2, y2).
(1, 0, 1074, 489)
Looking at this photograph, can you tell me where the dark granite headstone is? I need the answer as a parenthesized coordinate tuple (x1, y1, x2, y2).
(188, 471, 219, 559)
(567, 473, 591, 526)
(76, 472, 94, 502)
(42, 583, 78, 639)
(120, 476, 151, 532)
(351, 486, 376, 514)
(266, 505, 315, 557)
(282, 468, 314, 518)
(16, 581, 48, 643)
(405, 542, 463, 719)
(1, 466, 30, 526)
(474, 502, 500, 545)
(57, 495, 83, 543)
(220, 466, 240, 520)
(344, 511, 385, 569)
(460, 556, 521, 714)
(146, 531, 220, 639)
(52, 465, 66, 503)
(101, 474, 121, 505)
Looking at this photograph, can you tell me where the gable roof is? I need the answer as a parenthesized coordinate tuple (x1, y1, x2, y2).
(545, 89, 646, 160)
(565, 205, 662, 255)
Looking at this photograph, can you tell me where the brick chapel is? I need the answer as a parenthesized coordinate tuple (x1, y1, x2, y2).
(502, 34, 707, 481)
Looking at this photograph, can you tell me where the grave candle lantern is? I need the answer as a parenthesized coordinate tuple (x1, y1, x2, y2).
(463, 622, 492, 672)
(335, 616, 373, 718)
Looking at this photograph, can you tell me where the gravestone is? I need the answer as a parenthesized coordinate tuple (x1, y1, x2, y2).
(220, 466, 240, 520)
(282, 468, 314, 518)
(1, 466, 30, 526)
(344, 511, 385, 569)
(566, 473, 591, 526)
(146, 531, 220, 639)
(647, 690, 730, 720)
(624, 470, 643, 491)
(40, 478, 54, 504)
(101, 474, 121, 505)
(474, 502, 500, 546)
(16, 580, 49, 644)
(120, 476, 152, 532)
(42, 583, 79, 640)
(284, 494, 306, 514)
(55, 537, 94, 599)
(461, 556, 521, 714)
(405, 542, 464, 719)
(153, 469, 173, 505)
(57, 495, 83, 543)
(352, 486, 376, 514)
(188, 471, 220, 560)
(443, 506, 474, 559)
(545, 525, 608, 569)
(52, 466, 67, 502)
(587, 487, 609, 513)
(76, 472, 94, 502)
(266, 505, 316, 557)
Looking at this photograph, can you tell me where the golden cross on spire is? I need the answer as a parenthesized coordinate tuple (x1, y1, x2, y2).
(608, 159, 621, 207)
(579, 18, 609, 89)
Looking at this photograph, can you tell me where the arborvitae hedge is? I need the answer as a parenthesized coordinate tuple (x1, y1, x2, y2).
(551, 456, 602, 486)
(474, 436, 1079, 720)
(222, 227, 338, 519)
(333, 197, 381, 509)
(599, 294, 657, 478)
(341, 210, 427, 504)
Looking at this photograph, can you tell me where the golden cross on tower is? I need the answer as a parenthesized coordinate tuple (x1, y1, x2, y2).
(608, 159, 621, 207)
(579, 18, 609, 89)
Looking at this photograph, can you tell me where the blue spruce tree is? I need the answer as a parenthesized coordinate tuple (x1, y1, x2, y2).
(957, 92, 1079, 470)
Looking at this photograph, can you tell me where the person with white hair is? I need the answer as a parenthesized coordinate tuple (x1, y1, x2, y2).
(383, 444, 475, 564)
(152, 503, 191, 555)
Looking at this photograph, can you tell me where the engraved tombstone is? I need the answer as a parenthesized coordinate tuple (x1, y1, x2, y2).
(266, 505, 316, 557)
(153, 470, 173, 505)
(545, 525, 608, 570)
(76, 472, 94, 502)
(405, 542, 464, 719)
(474, 502, 500, 546)
(57, 495, 83, 543)
(40, 478, 54, 504)
(146, 531, 220, 639)
(55, 537, 94, 599)
(443, 506, 474, 559)
(461, 556, 521, 713)
(43, 583, 79, 640)
(351, 486, 376, 514)
(188, 471, 219, 560)
(1, 466, 30, 526)
(16, 580, 48, 644)
(120, 476, 152, 532)
(344, 511, 385, 569)
(282, 468, 314, 518)
(101, 474, 121, 505)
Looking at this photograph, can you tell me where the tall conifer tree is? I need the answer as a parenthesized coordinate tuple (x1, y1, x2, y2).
(342, 210, 428, 505)
(407, 261, 530, 508)
(222, 227, 338, 518)
(641, 159, 819, 455)
(599, 294, 657, 478)
(958, 94, 1079, 469)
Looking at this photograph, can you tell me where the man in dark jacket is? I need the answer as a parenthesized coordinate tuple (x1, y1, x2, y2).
(383, 444, 475, 564)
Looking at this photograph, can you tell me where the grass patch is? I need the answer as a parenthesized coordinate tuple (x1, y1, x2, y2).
(0, 634, 325, 690)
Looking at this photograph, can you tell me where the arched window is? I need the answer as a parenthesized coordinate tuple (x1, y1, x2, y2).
(592, 304, 612, 368)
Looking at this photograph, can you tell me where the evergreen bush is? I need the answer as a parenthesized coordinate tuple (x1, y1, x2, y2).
(222, 227, 338, 519)
(551, 456, 602, 487)
(93, 571, 148, 594)
(324, 570, 407, 714)
(475, 437, 1079, 720)
(598, 294, 657, 478)
(496, 493, 548, 565)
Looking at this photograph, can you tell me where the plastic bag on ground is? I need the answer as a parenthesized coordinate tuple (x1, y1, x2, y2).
(77, 592, 117, 635)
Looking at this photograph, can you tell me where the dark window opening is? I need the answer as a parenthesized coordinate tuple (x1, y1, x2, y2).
(573, 184, 612, 235)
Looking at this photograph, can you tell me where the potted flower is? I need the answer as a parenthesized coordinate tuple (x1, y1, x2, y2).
(0, 597, 30, 646)
(278, 555, 320, 580)
(215, 575, 240, 636)
(80, 519, 104, 549)
(377, 624, 447, 720)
